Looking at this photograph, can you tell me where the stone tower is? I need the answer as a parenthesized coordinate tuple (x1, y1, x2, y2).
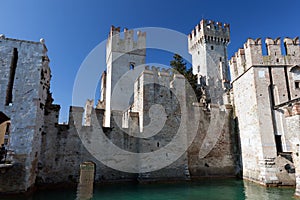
(230, 37, 300, 186)
(188, 19, 230, 106)
(0, 35, 51, 193)
(104, 26, 146, 127)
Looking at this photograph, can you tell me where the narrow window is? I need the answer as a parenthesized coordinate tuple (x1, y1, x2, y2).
(211, 46, 214, 50)
(295, 81, 300, 89)
(129, 63, 135, 70)
(291, 66, 300, 89)
(5, 123, 10, 135)
(137, 78, 140, 91)
(5, 48, 18, 106)
(41, 69, 45, 80)
(275, 135, 283, 153)
(4, 123, 10, 145)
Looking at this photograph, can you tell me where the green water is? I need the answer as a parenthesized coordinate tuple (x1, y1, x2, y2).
(1, 179, 296, 200)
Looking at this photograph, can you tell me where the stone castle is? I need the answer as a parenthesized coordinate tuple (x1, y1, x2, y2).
(0, 19, 299, 196)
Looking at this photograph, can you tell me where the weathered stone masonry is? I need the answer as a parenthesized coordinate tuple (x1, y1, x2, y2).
(4, 19, 300, 195)
(230, 37, 300, 188)
(0, 36, 50, 193)
(0, 20, 239, 194)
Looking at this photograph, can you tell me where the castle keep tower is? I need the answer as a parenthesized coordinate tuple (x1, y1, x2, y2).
(104, 26, 146, 127)
(188, 19, 230, 106)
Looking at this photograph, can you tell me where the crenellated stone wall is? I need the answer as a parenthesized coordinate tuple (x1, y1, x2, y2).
(230, 37, 300, 80)
(0, 21, 241, 194)
(230, 37, 300, 186)
(36, 61, 238, 185)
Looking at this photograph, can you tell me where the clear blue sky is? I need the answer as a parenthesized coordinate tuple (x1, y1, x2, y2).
(1, 0, 300, 122)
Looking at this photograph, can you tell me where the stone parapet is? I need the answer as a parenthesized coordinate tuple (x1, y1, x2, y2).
(188, 19, 230, 52)
(106, 26, 146, 59)
(230, 37, 300, 81)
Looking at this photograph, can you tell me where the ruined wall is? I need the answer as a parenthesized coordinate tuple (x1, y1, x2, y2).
(0, 36, 50, 193)
(230, 37, 300, 186)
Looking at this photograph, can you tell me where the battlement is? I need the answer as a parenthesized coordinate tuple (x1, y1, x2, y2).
(142, 65, 185, 81)
(143, 65, 172, 76)
(188, 19, 230, 51)
(131, 66, 186, 132)
(106, 25, 146, 57)
(230, 37, 300, 81)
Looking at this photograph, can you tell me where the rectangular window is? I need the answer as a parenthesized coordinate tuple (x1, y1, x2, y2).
(275, 135, 283, 153)
(129, 62, 135, 70)
(5, 48, 18, 106)
(5, 123, 10, 135)
(295, 81, 300, 89)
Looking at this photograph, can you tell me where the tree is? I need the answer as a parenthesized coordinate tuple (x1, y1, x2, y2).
(170, 54, 201, 100)
(170, 54, 187, 76)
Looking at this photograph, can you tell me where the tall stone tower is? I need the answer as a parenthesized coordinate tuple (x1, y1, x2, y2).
(230, 37, 300, 186)
(104, 26, 146, 127)
(188, 19, 230, 106)
(0, 35, 51, 193)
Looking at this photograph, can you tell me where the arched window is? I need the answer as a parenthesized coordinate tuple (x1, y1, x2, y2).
(129, 63, 135, 70)
(290, 66, 300, 89)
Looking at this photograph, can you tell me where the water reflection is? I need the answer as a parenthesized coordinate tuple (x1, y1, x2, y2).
(90, 179, 295, 200)
(244, 180, 296, 200)
(1, 178, 295, 200)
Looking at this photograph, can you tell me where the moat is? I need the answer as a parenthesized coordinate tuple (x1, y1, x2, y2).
(1, 179, 296, 200)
